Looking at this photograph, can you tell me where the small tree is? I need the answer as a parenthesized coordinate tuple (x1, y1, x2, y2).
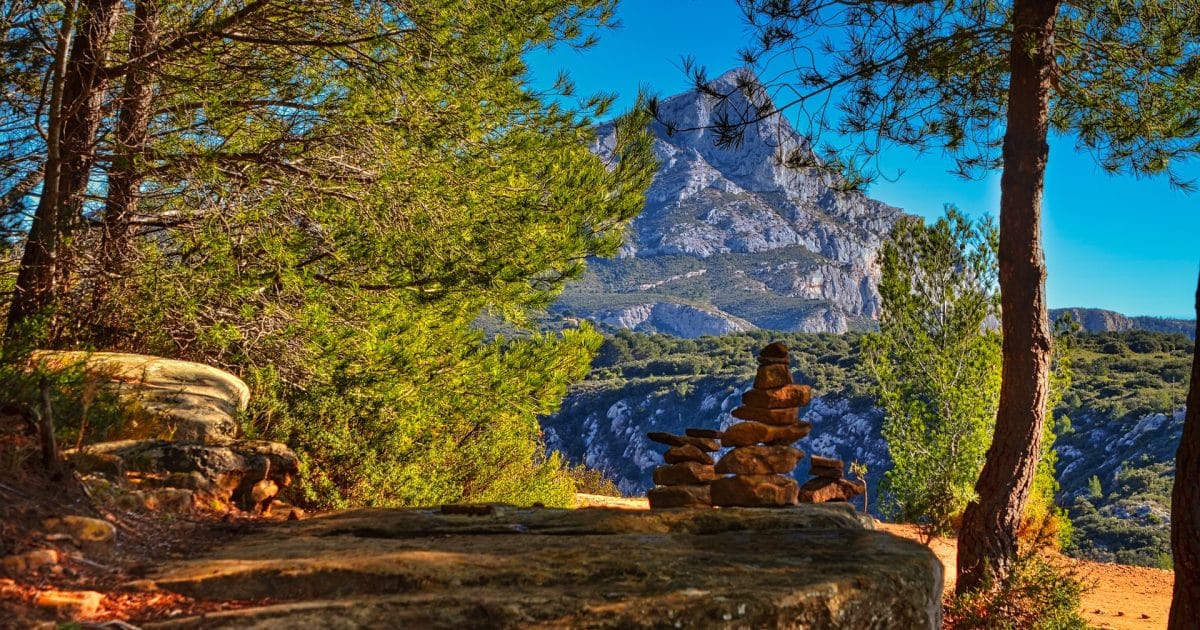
(863, 207, 1000, 535)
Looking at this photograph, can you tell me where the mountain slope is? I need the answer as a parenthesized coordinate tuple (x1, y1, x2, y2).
(553, 69, 906, 335)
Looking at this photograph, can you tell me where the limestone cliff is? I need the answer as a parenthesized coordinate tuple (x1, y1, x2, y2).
(553, 69, 906, 335)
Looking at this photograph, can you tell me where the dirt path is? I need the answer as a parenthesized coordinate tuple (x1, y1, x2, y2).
(574, 495, 1174, 629)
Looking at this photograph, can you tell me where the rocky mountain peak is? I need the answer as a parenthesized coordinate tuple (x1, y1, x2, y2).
(561, 69, 908, 335)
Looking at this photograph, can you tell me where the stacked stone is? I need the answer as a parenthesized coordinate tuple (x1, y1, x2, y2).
(645, 429, 722, 508)
(798, 455, 866, 503)
(710, 342, 813, 507)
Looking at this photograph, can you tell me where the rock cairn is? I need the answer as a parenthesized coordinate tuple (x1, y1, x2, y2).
(710, 341, 812, 507)
(799, 455, 866, 503)
(645, 429, 721, 508)
(646, 341, 815, 509)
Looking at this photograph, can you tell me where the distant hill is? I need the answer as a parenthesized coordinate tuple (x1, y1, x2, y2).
(552, 69, 906, 336)
(1051, 307, 1195, 339)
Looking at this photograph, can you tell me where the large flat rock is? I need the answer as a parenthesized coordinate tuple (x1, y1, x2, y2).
(143, 504, 942, 628)
(30, 351, 249, 443)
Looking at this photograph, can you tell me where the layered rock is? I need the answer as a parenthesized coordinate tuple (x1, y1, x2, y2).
(143, 504, 943, 629)
(646, 430, 721, 509)
(28, 351, 248, 443)
(799, 456, 866, 504)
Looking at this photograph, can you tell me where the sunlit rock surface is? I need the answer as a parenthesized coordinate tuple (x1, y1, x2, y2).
(142, 503, 942, 629)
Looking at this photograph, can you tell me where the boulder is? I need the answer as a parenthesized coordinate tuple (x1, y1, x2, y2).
(714, 445, 804, 475)
(142, 504, 943, 629)
(29, 351, 250, 443)
(758, 341, 790, 363)
(721, 421, 811, 447)
(72, 439, 298, 511)
(43, 516, 117, 558)
(710, 474, 799, 507)
(684, 428, 722, 439)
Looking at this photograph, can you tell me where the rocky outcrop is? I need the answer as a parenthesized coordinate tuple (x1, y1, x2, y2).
(72, 439, 299, 513)
(555, 68, 907, 335)
(29, 351, 249, 443)
(1049, 308, 1196, 339)
(29, 350, 300, 514)
(141, 504, 942, 629)
(592, 302, 753, 336)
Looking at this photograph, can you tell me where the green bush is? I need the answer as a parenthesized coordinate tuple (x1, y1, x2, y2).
(945, 551, 1090, 630)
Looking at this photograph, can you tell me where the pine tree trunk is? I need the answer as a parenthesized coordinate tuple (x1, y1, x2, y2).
(956, 0, 1059, 594)
(5, 0, 122, 341)
(1169, 273, 1200, 629)
(98, 0, 159, 298)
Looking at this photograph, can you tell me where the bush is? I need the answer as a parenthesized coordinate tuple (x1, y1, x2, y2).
(945, 551, 1090, 629)
(566, 463, 623, 497)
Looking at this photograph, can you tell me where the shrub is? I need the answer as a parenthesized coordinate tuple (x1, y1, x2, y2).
(945, 550, 1090, 629)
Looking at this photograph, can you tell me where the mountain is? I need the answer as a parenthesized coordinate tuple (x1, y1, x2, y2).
(1051, 307, 1195, 339)
(552, 69, 906, 336)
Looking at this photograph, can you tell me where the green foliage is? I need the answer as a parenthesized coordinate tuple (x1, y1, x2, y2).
(945, 550, 1090, 630)
(2, 1, 656, 509)
(565, 462, 623, 497)
(861, 208, 1001, 534)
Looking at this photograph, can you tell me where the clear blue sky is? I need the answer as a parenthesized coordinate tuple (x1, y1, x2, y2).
(526, 1, 1200, 319)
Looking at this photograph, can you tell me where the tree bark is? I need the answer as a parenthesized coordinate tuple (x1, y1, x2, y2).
(956, 0, 1060, 594)
(1169, 272, 1200, 630)
(5, 0, 122, 341)
(99, 0, 160, 287)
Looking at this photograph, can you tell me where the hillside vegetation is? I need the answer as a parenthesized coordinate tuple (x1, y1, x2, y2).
(549, 328, 1192, 568)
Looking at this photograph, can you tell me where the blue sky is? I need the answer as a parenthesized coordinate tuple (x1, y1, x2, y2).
(526, 1, 1200, 319)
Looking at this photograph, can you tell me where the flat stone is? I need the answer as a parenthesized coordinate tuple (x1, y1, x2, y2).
(43, 516, 117, 557)
(741, 384, 812, 409)
(142, 504, 941, 629)
(684, 428, 723, 439)
(753, 363, 793, 389)
(653, 462, 719, 486)
(721, 421, 812, 447)
(663, 444, 714, 465)
(800, 477, 867, 503)
(731, 405, 799, 425)
(647, 432, 720, 452)
(810, 455, 843, 469)
(646, 431, 686, 447)
(810, 466, 844, 480)
(35, 589, 104, 619)
(647, 484, 712, 508)
(710, 474, 799, 507)
(715, 445, 804, 475)
(30, 351, 250, 443)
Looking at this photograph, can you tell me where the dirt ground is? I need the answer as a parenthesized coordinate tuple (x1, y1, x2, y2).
(575, 494, 1175, 629)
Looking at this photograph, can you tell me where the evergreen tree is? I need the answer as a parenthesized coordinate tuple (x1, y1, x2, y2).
(863, 207, 1000, 535)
